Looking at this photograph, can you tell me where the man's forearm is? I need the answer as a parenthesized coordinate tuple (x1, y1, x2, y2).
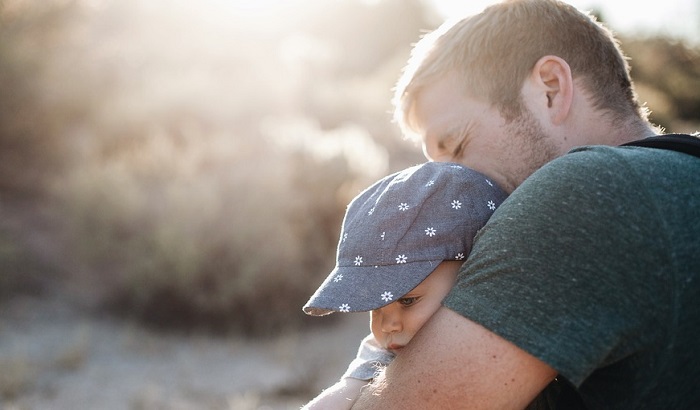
(351, 307, 556, 409)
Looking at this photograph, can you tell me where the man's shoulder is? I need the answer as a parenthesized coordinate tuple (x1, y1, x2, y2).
(566, 142, 700, 165)
(500, 143, 696, 220)
(510, 146, 632, 199)
(526, 143, 699, 188)
(560, 144, 659, 167)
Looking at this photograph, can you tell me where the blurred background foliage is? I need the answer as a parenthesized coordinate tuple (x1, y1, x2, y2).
(1, 0, 698, 337)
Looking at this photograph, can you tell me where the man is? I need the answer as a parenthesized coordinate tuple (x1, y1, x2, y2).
(351, 0, 700, 408)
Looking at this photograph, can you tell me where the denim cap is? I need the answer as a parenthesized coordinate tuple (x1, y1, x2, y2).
(303, 161, 507, 316)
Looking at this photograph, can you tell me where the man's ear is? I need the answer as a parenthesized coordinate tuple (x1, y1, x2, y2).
(531, 55, 573, 125)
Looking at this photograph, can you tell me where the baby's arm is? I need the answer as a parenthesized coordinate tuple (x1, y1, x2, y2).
(301, 377, 367, 410)
(301, 334, 394, 409)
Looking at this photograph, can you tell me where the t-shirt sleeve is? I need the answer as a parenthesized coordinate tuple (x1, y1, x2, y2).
(443, 147, 670, 386)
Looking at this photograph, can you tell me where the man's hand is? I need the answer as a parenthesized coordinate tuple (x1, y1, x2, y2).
(351, 307, 556, 409)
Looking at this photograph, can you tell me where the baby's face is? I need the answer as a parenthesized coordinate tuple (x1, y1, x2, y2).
(370, 261, 460, 354)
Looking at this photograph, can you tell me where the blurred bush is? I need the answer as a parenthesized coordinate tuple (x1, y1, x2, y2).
(0, 228, 44, 299)
(621, 36, 700, 132)
(0, 1, 78, 196)
(56, 123, 371, 335)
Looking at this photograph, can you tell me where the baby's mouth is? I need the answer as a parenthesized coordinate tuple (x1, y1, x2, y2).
(388, 343, 405, 353)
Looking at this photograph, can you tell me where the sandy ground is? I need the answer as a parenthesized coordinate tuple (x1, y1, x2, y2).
(0, 292, 370, 410)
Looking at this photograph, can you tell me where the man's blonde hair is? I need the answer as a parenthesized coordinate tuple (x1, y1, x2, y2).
(393, 0, 648, 138)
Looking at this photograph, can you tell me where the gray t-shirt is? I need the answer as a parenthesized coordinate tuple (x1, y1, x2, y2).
(444, 145, 700, 409)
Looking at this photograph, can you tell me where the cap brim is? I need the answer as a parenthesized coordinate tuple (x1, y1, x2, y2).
(303, 260, 440, 316)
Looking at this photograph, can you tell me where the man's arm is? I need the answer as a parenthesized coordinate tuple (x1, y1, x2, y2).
(351, 307, 556, 409)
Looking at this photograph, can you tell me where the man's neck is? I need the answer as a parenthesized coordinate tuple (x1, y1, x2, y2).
(610, 119, 658, 145)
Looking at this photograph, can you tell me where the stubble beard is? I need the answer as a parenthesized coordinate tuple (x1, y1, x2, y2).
(505, 107, 560, 189)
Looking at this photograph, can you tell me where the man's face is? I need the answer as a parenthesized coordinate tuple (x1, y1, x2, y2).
(409, 72, 560, 193)
(370, 261, 459, 354)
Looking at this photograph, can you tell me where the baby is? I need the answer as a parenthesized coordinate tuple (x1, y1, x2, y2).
(302, 161, 507, 409)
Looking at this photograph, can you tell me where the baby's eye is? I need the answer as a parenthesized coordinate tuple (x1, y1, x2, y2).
(399, 297, 419, 307)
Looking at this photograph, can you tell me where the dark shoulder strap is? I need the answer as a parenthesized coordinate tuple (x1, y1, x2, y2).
(621, 133, 700, 158)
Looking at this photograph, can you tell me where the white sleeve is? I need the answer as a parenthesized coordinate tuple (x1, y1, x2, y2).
(341, 333, 395, 381)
